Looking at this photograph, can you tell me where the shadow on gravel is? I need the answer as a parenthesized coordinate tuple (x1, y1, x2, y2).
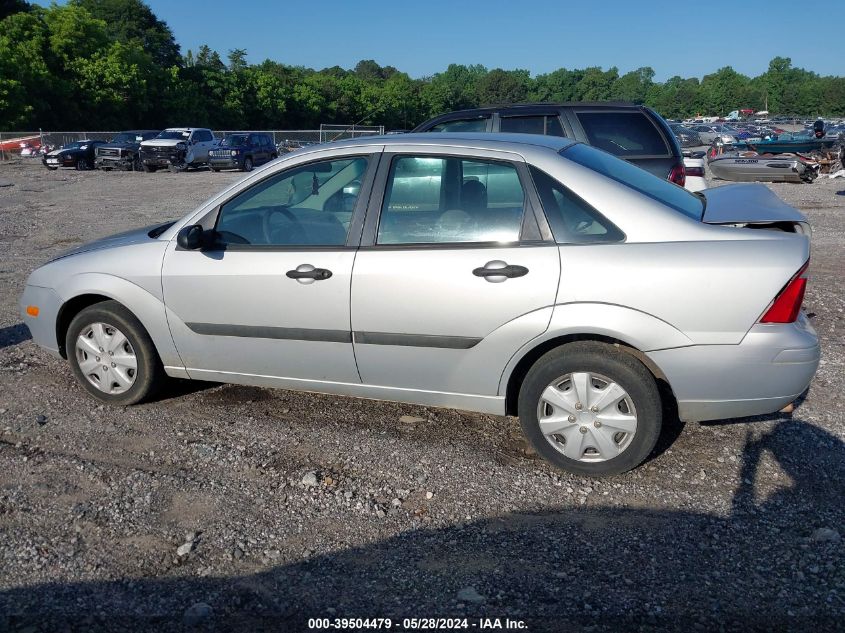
(1, 419, 843, 632)
(0, 323, 31, 349)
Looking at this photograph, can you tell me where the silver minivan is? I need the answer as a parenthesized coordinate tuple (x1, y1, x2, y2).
(20, 134, 819, 475)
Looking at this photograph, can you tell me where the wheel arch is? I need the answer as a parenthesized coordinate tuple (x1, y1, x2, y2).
(56, 293, 111, 358)
(53, 274, 183, 369)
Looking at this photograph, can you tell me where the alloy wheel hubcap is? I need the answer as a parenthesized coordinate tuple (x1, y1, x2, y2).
(537, 372, 637, 462)
(75, 322, 137, 394)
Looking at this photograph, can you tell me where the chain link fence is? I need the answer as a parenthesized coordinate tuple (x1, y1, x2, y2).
(0, 126, 386, 160)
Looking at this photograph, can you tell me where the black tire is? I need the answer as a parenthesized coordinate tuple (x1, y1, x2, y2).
(65, 300, 166, 406)
(142, 163, 157, 173)
(210, 167, 220, 172)
(242, 156, 253, 172)
(270, 153, 278, 160)
(517, 341, 662, 476)
(75, 159, 90, 171)
(46, 166, 58, 171)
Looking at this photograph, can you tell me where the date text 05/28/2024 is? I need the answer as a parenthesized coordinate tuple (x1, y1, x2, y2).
(307, 617, 528, 630)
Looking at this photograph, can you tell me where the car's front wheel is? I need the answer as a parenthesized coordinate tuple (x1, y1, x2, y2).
(66, 301, 166, 405)
(242, 156, 253, 172)
(518, 342, 661, 476)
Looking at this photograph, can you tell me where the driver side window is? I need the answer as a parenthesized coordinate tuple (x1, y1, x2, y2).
(215, 156, 368, 246)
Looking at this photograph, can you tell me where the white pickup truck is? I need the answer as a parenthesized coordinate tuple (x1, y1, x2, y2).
(139, 128, 218, 172)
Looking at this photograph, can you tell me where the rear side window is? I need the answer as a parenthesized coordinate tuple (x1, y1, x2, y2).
(428, 118, 489, 132)
(500, 115, 566, 137)
(563, 143, 703, 221)
(576, 112, 670, 157)
(500, 116, 545, 135)
(378, 156, 525, 244)
(530, 166, 623, 244)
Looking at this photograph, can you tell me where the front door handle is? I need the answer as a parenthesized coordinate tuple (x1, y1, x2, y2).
(286, 264, 332, 284)
(473, 260, 529, 283)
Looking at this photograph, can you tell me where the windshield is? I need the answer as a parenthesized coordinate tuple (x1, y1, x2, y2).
(111, 133, 141, 143)
(221, 134, 249, 147)
(563, 143, 704, 221)
(62, 141, 86, 150)
(157, 130, 190, 140)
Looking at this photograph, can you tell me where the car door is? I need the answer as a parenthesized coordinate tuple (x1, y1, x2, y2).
(162, 149, 380, 385)
(350, 147, 561, 398)
(246, 134, 262, 164)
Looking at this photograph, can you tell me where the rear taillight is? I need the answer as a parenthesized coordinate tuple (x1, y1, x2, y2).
(685, 165, 704, 177)
(760, 262, 809, 323)
(669, 163, 686, 186)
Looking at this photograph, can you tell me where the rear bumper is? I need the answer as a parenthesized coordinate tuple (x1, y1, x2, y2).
(648, 315, 820, 422)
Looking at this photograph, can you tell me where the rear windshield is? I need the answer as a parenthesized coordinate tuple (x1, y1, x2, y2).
(563, 143, 703, 221)
(576, 111, 670, 157)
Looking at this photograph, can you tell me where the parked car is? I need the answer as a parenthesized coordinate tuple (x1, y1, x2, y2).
(209, 133, 277, 172)
(413, 102, 688, 188)
(42, 140, 106, 170)
(139, 128, 218, 172)
(19, 134, 819, 476)
(682, 150, 706, 192)
(95, 130, 160, 171)
(669, 124, 702, 148)
(277, 139, 316, 155)
(694, 124, 737, 145)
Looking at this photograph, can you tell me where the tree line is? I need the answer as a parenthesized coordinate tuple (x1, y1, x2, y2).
(2, 0, 844, 132)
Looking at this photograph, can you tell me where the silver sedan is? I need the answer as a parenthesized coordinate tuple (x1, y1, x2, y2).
(19, 134, 819, 475)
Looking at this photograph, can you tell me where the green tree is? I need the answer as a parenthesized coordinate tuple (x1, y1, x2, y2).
(611, 67, 654, 103)
(0, 10, 53, 128)
(476, 68, 530, 105)
(71, 0, 181, 68)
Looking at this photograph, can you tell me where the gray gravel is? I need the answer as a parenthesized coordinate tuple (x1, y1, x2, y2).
(1, 159, 843, 632)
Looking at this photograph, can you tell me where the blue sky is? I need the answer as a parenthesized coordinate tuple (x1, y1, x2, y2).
(35, 0, 845, 80)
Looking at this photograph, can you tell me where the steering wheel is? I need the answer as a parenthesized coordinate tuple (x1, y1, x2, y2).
(262, 206, 307, 244)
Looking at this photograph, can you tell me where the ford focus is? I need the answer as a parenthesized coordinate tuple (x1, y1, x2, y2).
(20, 134, 820, 475)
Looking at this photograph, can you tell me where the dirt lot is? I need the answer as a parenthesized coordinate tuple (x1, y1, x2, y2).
(0, 159, 843, 632)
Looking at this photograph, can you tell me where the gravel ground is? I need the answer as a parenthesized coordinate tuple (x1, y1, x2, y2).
(0, 160, 843, 632)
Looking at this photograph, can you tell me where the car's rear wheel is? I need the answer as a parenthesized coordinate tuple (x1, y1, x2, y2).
(518, 342, 661, 476)
(66, 301, 165, 405)
(142, 163, 157, 173)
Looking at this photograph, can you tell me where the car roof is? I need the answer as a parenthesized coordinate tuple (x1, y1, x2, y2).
(423, 101, 643, 116)
(318, 132, 577, 154)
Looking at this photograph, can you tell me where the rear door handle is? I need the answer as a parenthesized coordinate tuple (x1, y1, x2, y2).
(473, 260, 529, 283)
(286, 264, 332, 284)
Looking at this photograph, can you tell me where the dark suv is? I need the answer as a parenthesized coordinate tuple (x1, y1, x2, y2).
(413, 102, 686, 186)
(208, 133, 277, 172)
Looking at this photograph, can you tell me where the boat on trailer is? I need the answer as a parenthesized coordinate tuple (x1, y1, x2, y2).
(708, 152, 819, 183)
(0, 134, 41, 152)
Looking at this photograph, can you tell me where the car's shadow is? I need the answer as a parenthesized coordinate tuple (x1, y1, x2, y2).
(0, 418, 842, 632)
(0, 323, 31, 350)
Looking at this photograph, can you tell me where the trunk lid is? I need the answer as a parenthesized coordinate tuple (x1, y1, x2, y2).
(700, 183, 807, 225)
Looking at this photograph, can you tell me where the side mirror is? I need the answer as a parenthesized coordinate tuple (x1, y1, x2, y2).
(177, 224, 205, 250)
